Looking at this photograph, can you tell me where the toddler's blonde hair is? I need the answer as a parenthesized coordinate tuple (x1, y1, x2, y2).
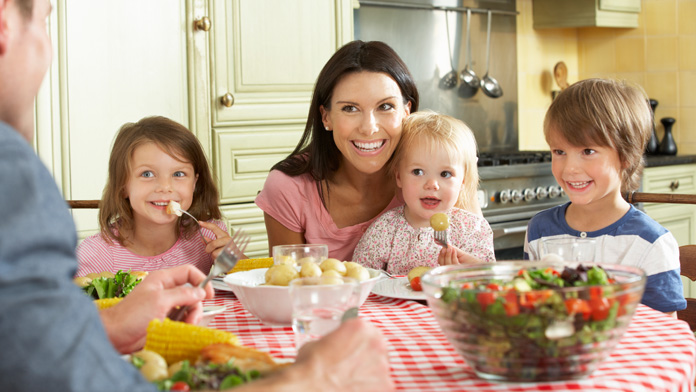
(389, 111, 479, 213)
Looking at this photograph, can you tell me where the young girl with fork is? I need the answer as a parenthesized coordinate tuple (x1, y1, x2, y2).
(75, 116, 230, 277)
(353, 111, 495, 275)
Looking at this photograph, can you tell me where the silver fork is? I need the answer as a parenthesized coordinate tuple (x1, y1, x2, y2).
(433, 229, 449, 247)
(167, 202, 208, 247)
(168, 229, 250, 321)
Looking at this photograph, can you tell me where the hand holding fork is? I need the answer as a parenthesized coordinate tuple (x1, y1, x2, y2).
(168, 229, 250, 321)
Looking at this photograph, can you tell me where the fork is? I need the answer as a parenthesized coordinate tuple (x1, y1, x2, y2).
(433, 228, 449, 247)
(168, 229, 250, 321)
(167, 202, 208, 247)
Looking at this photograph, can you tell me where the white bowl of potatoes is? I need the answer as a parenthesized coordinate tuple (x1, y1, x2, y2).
(223, 256, 383, 326)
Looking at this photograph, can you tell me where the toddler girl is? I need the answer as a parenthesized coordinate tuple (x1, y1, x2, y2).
(353, 111, 495, 275)
(76, 116, 229, 276)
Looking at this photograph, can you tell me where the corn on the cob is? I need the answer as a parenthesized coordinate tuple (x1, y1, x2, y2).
(228, 257, 273, 274)
(144, 318, 239, 364)
(93, 297, 123, 310)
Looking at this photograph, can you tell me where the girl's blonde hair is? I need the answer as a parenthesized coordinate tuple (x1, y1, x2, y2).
(99, 116, 221, 245)
(543, 78, 651, 192)
(389, 111, 479, 212)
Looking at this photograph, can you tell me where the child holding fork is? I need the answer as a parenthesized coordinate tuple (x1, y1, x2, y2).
(75, 116, 229, 276)
(353, 111, 495, 275)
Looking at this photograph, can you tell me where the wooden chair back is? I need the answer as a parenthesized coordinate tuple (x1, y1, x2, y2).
(624, 191, 696, 205)
(67, 200, 100, 209)
(677, 245, 696, 330)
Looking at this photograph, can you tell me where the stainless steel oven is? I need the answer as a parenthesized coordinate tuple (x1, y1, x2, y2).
(477, 151, 568, 259)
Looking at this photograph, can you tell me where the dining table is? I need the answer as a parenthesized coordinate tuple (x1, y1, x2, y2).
(206, 288, 696, 392)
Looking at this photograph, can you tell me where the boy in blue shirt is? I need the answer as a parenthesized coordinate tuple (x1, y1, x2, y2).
(524, 79, 686, 316)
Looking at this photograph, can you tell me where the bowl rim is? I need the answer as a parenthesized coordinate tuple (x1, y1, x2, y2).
(223, 266, 383, 290)
(421, 260, 646, 292)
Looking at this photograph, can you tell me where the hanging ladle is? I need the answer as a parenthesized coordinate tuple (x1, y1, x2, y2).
(439, 10, 458, 90)
(459, 8, 479, 94)
(480, 10, 503, 98)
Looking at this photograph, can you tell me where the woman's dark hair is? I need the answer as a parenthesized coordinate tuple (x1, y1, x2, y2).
(272, 40, 419, 182)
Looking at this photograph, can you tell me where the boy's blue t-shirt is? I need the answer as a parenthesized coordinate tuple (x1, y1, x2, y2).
(524, 202, 686, 313)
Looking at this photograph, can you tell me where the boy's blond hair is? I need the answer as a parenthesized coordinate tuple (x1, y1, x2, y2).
(543, 78, 651, 192)
(389, 111, 479, 213)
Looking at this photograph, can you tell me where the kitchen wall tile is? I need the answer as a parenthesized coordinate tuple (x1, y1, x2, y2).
(679, 143, 696, 155)
(679, 36, 696, 70)
(577, 27, 617, 41)
(680, 71, 696, 106)
(678, 0, 696, 35)
(616, 37, 645, 72)
(579, 39, 617, 74)
(645, 72, 678, 107)
(524, 73, 553, 103)
(646, 37, 678, 71)
(679, 107, 696, 142)
(645, 0, 677, 36)
(518, 109, 548, 150)
(615, 72, 646, 89)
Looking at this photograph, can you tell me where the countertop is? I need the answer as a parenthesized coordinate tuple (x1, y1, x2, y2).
(645, 154, 696, 168)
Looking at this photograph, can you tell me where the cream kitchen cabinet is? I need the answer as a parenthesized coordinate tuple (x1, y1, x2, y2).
(642, 164, 696, 246)
(532, 0, 640, 29)
(36, 0, 198, 240)
(208, 0, 354, 256)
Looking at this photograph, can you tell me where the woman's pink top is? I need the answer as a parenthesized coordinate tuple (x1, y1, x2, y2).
(255, 170, 402, 261)
(75, 219, 227, 276)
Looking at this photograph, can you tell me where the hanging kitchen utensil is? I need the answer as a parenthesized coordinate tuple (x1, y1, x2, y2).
(439, 10, 458, 90)
(458, 8, 479, 96)
(480, 10, 503, 98)
(553, 61, 569, 90)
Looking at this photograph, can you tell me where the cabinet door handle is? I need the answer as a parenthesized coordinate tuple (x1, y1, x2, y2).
(194, 17, 211, 32)
(220, 93, 235, 107)
(669, 180, 680, 191)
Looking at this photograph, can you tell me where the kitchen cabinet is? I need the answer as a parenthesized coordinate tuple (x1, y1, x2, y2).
(532, 0, 640, 29)
(642, 164, 696, 247)
(36, 0, 195, 240)
(208, 0, 354, 256)
(36, 1, 354, 257)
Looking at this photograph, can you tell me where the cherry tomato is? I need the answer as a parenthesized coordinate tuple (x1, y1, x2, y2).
(564, 298, 591, 320)
(589, 297, 611, 321)
(503, 291, 519, 316)
(460, 282, 473, 290)
(520, 290, 553, 308)
(477, 292, 497, 311)
(170, 381, 190, 391)
(544, 267, 560, 276)
(590, 286, 603, 300)
(486, 283, 503, 291)
(410, 276, 422, 292)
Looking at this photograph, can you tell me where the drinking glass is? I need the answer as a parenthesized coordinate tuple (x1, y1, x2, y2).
(289, 276, 359, 351)
(540, 237, 596, 262)
(273, 244, 328, 267)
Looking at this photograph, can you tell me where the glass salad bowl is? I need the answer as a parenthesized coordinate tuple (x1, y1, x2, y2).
(421, 261, 646, 382)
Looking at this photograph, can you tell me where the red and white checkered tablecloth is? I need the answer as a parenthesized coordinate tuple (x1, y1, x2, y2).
(208, 291, 696, 392)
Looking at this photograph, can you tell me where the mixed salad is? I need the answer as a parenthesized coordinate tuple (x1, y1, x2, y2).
(437, 264, 642, 378)
(83, 270, 142, 299)
(132, 357, 262, 391)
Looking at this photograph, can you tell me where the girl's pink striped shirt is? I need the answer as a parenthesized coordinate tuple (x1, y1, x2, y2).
(75, 219, 227, 277)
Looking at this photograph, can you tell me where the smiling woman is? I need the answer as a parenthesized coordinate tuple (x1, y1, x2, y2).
(255, 40, 421, 261)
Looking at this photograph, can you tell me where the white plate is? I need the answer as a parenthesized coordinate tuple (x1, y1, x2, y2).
(211, 277, 235, 292)
(371, 276, 427, 300)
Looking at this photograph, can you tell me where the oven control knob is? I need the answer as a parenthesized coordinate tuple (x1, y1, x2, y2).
(535, 186, 548, 200)
(523, 188, 535, 202)
(499, 189, 511, 204)
(548, 186, 562, 198)
(511, 190, 523, 203)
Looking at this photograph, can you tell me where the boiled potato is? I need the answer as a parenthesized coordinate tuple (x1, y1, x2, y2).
(345, 264, 370, 282)
(297, 256, 318, 266)
(265, 266, 277, 283)
(168, 361, 185, 377)
(319, 275, 345, 286)
(132, 349, 168, 381)
(268, 264, 299, 286)
(321, 269, 343, 279)
(319, 258, 347, 275)
(429, 212, 449, 231)
(300, 262, 322, 278)
(73, 276, 92, 288)
(275, 255, 297, 267)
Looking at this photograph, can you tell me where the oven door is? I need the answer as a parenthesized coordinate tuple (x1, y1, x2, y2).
(490, 219, 530, 260)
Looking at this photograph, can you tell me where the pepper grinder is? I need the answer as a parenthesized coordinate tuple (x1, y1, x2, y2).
(658, 117, 677, 155)
(645, 99, 659, 155)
